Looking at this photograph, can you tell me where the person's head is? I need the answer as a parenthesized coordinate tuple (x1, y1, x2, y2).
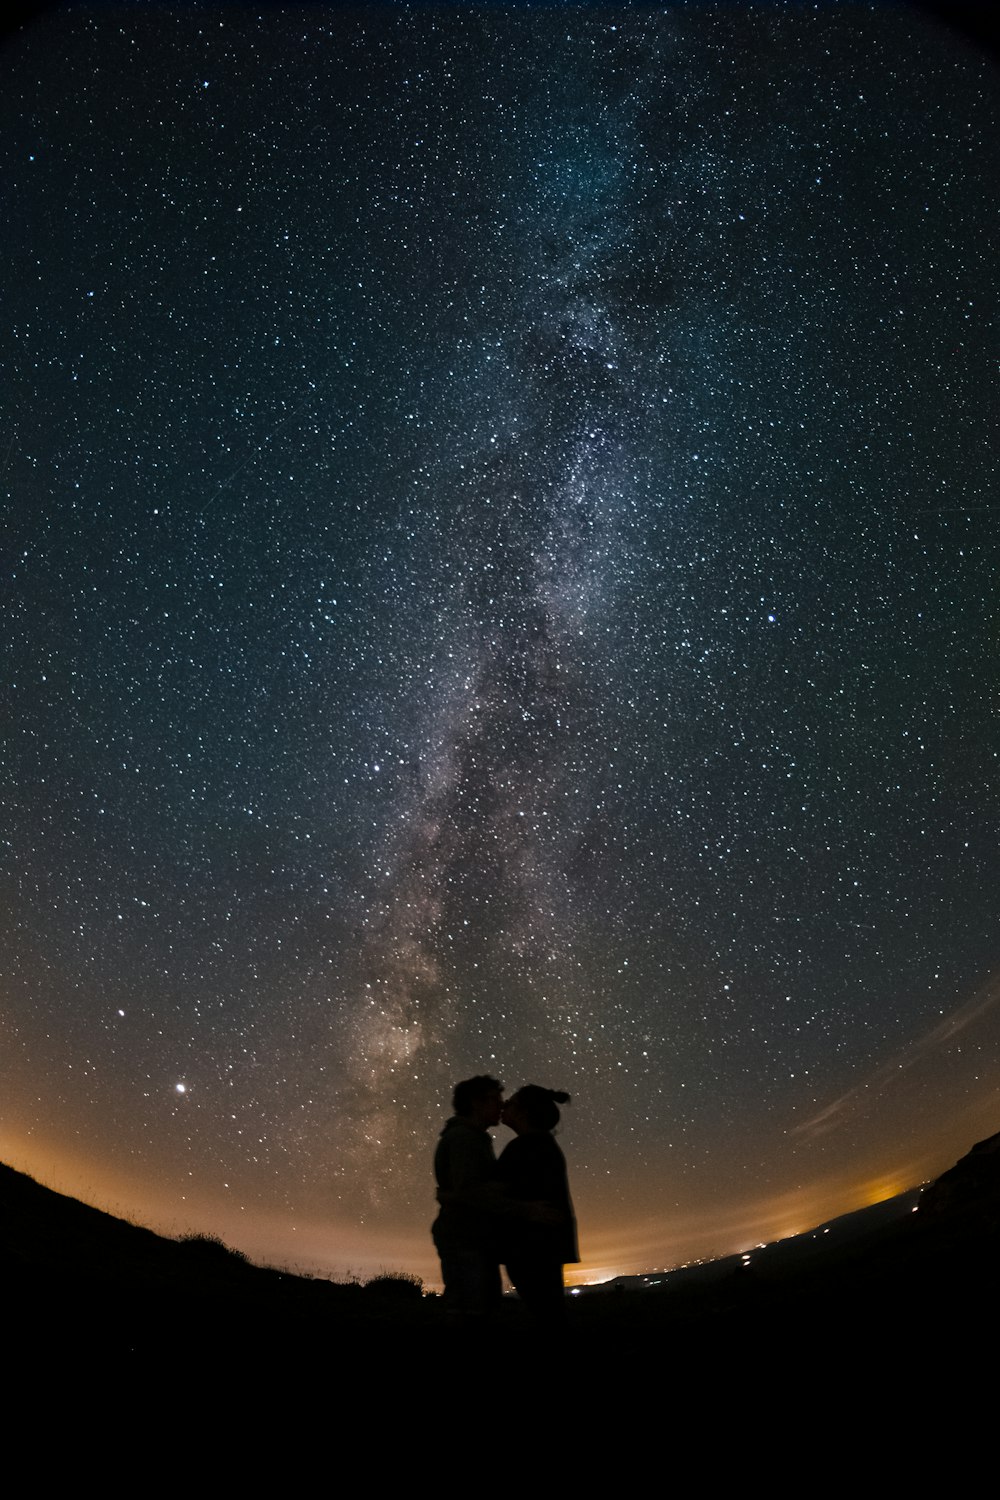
(502, 1085, 571, 1133)
(452, 1074, 504, 1127)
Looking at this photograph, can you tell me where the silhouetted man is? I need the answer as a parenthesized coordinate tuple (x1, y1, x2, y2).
(432, 1075, 504, 1316)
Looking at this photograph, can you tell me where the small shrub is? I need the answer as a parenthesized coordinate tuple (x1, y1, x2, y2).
(362, 1271, 423, 1300)
(179, 1232, 250, 1267)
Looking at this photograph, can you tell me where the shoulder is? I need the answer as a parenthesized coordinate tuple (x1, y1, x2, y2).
(438, 1120, 495, 1165)
(499, 1133, 534, 1160)
(498, 1132, 560, 1172)
(497, 1134, 529, 1171)
(526, 1131, 563, 1159)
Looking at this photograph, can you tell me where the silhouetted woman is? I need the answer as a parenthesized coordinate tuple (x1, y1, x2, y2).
(497, 1085, 579, 1325)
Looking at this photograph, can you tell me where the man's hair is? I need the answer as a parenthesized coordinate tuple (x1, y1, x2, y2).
(452, 1075, 502, 1115)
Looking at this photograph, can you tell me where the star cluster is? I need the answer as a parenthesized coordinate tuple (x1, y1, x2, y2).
(2, 5, 998, 1278)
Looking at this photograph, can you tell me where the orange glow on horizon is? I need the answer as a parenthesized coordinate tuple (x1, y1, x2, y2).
(4, 1080, 999, 1288)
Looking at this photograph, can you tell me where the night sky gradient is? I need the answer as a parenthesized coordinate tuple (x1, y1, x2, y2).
(3, 2, 998, 1282)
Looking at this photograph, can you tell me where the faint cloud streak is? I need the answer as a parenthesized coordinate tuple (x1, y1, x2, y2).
(792, 972, 1000, 1140)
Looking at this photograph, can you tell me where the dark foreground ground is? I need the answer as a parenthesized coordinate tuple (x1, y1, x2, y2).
(1, 1134, 1000, 1440)
(5, 1131, 999, 1384)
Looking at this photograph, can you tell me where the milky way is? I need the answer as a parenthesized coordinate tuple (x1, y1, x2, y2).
(2, 6, 998, 1277)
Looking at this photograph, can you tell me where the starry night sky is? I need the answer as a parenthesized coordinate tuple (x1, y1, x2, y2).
(2, 3, 998, 1282)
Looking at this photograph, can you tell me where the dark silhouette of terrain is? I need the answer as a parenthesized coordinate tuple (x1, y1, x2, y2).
(4, 1131, 999, 1382)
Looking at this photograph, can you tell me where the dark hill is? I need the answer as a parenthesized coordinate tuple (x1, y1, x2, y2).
(3, 1131, 999, 1376)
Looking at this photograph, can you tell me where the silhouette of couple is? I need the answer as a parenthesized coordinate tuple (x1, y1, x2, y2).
(432, 1075, 578, 1323)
